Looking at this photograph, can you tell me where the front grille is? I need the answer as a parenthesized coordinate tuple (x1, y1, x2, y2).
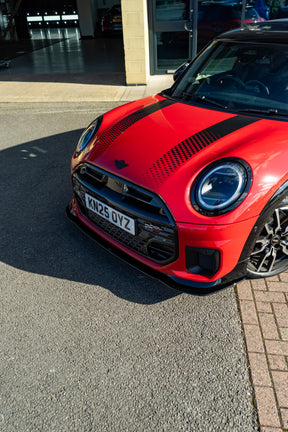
(72, 163, 178, 264)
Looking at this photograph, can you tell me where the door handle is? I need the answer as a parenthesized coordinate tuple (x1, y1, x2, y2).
(184, 21, 193, 32)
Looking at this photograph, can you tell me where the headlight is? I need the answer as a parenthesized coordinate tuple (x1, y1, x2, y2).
(191, 158, 252, 216)
(75, 116, 102, 156)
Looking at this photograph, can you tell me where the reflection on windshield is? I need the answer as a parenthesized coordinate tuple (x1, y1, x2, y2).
(172, 41, 288, 116)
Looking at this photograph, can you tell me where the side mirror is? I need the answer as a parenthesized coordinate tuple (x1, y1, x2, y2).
(173, 60, 191, 81)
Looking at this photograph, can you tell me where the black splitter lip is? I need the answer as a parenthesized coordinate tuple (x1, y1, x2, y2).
(66, 201, 243, 295)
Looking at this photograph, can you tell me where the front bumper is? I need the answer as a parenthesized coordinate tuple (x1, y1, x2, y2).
(66, 198, 258, 293)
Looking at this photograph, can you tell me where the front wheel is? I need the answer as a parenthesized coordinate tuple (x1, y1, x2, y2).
(247, 203, 288, 278)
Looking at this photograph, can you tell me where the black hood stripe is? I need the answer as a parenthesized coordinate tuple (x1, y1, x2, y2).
(143, 115, 260, 186)
(93, 99, 176, 156)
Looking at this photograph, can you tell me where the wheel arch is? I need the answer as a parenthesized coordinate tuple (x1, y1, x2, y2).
(239, 178, 288, 268)
(221, 179, 288, 285)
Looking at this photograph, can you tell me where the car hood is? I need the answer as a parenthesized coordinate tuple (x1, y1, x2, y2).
(77, 94, 288, 223)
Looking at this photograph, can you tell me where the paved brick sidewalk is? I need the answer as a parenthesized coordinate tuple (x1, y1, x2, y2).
(237, 275, 288, 431)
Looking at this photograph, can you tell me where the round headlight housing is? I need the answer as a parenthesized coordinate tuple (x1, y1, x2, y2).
(75, 116, 102, 156)
(192, 158, 252, 216)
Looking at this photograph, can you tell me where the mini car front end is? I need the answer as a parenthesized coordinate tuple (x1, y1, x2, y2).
(68, 25, 288, 291)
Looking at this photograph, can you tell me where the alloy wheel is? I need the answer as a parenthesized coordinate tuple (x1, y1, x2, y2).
(247, 206, 288, 276)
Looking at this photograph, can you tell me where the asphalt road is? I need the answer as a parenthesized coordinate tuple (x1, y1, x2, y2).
(0, 102, 258, 432)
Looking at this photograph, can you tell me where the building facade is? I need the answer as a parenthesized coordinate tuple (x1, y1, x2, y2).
(76, 0, 193, 85)
(0, 0, 198, 84)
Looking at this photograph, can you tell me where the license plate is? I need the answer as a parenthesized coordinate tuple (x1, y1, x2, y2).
(113, 18, 121, 22)
(85, 193, 136, 236)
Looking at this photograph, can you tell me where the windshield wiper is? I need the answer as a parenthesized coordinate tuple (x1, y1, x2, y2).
(236, 108, 288, 117)
(180, 92, 228, 109)
(196, 95, 228, 110)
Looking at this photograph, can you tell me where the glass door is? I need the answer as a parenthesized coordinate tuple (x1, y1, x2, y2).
(149, 0, 193, 74)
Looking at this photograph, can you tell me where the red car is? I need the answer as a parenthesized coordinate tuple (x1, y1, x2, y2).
(67, 23, 288, 291)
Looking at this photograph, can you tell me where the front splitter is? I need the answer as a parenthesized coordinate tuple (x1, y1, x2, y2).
(66, 201, 242, 295)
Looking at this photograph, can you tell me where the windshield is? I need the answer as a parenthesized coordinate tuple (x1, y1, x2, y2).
(171, 41, 288, 116)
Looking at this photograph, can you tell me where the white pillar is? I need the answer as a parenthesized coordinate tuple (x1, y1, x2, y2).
(121, 0, 150, 85)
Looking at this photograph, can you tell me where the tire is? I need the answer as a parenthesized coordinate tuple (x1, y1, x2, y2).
(246, 191, 288, 278)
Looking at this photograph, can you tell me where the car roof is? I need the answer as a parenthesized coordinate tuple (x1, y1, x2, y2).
(215, 19, 288, 43)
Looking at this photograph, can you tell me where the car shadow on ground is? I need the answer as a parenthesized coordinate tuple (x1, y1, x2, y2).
(0, 129, 179, 304)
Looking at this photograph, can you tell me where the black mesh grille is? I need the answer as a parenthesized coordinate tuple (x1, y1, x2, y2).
(72, 163, 178, 264)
